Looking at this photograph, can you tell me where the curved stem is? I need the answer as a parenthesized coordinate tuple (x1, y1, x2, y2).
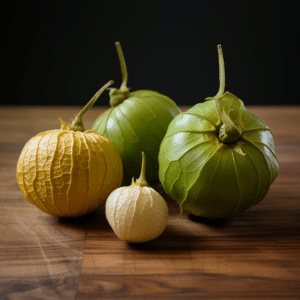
(205, 44, 225, 101)
(135, 152, 148, 187)
(71, 80, 114, 131)
(115, 42, 128, 91)
(109, 42, 131, 107)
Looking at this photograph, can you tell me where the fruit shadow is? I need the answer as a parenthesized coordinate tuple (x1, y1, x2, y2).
(126, 213, 233, 252)
(56, 204, 233, 253)
(56, 207, 112, 233)
(187, 214, 231, 227)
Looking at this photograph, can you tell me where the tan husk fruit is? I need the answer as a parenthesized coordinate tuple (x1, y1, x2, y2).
(16, 80, 123, 217)
(105, 152, 169, 243)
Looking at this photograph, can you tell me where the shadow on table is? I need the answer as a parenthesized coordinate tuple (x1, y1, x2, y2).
(56, 207, 111, 232)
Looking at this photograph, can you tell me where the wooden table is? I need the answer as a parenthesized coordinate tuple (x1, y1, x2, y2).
(1, 105, 299, 300)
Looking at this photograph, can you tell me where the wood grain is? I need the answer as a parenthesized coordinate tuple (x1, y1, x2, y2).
(0, 106, 105, 300)
(0, 105, 300, 300)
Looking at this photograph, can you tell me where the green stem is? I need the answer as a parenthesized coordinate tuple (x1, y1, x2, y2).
(109, 42, 130, 107)
(205, 44, 225, 101)
(214, 44, 225, 98)
(71, 80, 114, 131)
(205, 45, 242, 143)
(134, 152, 148, 187)
(115, 42, 128, 91)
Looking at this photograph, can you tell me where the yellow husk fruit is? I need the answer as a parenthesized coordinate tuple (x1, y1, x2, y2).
(16, 81, 123, 217)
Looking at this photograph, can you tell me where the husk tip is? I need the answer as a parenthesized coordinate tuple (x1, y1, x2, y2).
(58, 118, 67, 130)
(131, 177, 135, 185)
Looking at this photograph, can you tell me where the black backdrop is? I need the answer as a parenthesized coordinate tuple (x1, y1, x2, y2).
(3, 0, 300, 106)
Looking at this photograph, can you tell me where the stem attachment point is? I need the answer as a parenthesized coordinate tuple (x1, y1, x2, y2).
(218, 108, 243, 143)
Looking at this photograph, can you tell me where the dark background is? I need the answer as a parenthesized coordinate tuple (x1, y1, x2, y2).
(2, 0, 300, 107)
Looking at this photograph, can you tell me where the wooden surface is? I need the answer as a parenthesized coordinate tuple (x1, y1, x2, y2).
(0, 105, 299, 300)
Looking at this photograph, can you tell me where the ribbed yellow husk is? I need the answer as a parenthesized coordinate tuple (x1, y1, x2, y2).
(16, 128, 123, 217)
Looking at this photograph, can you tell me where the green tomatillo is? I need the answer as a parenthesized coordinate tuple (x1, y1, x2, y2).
(92, 42, 181, 188)
(158, 45, 279, 219)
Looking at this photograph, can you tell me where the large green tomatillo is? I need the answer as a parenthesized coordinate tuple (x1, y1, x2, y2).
(92, 42, 181, 187)
(158, 45, 279, 219)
